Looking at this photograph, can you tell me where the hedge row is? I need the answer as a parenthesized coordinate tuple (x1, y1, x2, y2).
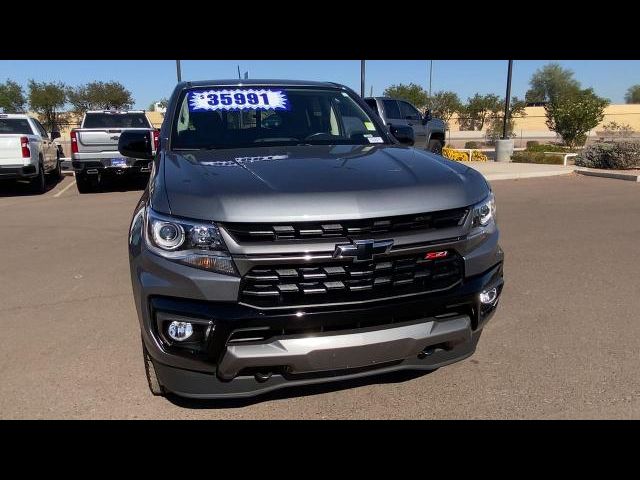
(511, 151, 564, 165)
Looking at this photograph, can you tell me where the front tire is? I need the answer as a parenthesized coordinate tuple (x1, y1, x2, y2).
(142, 338, 166, 396)
(428, 139, 444, 155)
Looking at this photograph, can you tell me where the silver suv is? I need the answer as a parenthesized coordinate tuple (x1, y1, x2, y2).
(119, 80, 504, 399)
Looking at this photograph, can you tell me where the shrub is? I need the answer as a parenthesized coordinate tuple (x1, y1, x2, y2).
(442, 147, 469, 162)
(526, 143, 571, 153)
(471, 150, 489, 162)
(512, 151, 564, 165)
(464, 141, 480, 149)
(599, 121, 635, 141)
(575, 142, 640, 169)
(526, 140, 539, 148)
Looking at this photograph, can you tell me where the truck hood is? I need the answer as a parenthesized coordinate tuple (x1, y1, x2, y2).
(158, 145, 489, 223)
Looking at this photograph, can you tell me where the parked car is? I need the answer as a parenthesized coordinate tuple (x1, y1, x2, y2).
(120, 79, 504, 399)
(0, 113, 62, 193)
(364, 96, 446, 154)
(70, 110, 158, 193)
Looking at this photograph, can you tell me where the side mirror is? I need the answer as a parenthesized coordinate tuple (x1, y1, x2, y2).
(50, 131, 61, 140)
(422, 110, 432, 124)
(118, 130, 153, 160)
(389, 125, 415, 146)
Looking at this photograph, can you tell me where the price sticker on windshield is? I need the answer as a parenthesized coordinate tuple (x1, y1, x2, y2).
(188, 89, 290, 112)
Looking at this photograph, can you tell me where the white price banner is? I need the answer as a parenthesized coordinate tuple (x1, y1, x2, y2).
(188, 89, 290, 111)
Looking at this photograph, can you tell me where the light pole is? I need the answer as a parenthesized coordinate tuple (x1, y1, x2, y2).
(360, 60, 366, 97)
(495, 60, 514, 162)
(176, 60, 182, 82)
(429, 60, 433, 97)
(502, 59, 513, 139)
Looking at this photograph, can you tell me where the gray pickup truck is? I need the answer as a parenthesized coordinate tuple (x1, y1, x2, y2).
(70, 110, 158, 193)
(364, 97, 446, 154)
(119, 79, 503, 399)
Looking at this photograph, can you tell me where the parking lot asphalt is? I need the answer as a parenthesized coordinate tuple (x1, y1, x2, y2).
(1, 173, 639, 419)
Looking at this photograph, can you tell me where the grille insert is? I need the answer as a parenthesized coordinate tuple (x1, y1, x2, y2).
(240, 251, 464, 308)
(225, 208, 468, 242)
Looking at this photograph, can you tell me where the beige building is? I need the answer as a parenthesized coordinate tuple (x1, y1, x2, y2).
(447, 104, 640, 132)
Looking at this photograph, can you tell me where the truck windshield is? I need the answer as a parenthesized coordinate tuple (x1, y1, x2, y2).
(0, 118, 33, 135)
(83, 113, 151, 129)
(171, 87, 389, 150)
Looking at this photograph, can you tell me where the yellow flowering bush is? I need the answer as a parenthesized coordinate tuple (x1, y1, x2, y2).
(442, 147, 469, 161)
(442, 147, 489, 162)
(471, 150, 489, 162)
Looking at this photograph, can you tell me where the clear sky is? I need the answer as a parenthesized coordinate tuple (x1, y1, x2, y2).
(2, 60, 638, 109)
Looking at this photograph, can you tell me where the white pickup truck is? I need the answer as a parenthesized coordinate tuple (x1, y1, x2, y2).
(71, 110, 158, 193)
(0, 113, 62, 193)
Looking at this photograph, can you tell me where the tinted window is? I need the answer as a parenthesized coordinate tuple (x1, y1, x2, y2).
(364, 99, 379, 115)
(0, 118, 33, 135)
(83, 113, 151, 129)
(172, 87, 387, 149)
(382, 100, 401, 119)
(399, 101, 421, 121)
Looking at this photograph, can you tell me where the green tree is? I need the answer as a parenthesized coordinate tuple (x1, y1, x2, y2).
(486, 97, 527, 142)
(0, 79, 26, 113)
(427, 91, 461, 124)
(525, 62, 580, 103)
(545, 88, 609, 148)
(458, 93, 501, 131)
(624, 85, 640, 104)
(28, 80, 68, 131)
(383, 83, 429, 108)
(67, 81, 134, 115)
(148, 98, 168, 111)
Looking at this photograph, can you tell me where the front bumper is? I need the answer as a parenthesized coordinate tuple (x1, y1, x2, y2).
(155, 327, 483, 399)
(134, 257, 503, 399)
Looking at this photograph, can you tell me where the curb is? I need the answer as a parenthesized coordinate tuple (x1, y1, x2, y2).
(575, 168, 640, 182)
(483, 170, 574, 181)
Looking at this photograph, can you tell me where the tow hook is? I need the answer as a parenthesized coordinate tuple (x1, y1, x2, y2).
(254, 371, 272, 383)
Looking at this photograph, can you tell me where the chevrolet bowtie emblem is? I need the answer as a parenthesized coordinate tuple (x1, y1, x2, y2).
(333, 239, 394, 262)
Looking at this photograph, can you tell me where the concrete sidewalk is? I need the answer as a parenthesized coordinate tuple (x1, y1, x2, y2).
(460, 161, 575, 181)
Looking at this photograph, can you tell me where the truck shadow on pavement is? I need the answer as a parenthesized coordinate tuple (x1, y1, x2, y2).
(0, 176, 65, 197)
(79, 177, 149, 194)
(165, 369, 435, 410)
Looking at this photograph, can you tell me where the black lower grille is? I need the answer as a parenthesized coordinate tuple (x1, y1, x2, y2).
(240, 250, 464, 308)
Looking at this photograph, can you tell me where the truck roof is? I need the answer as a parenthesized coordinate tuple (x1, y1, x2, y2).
(0, 113, 34, 119)
(85, 110, 146, 114)
(178, 79, 345, 89)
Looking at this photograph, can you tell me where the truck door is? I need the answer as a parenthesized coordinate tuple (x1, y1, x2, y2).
(32, 119, 54, 168)
(398, 100, 427, 148)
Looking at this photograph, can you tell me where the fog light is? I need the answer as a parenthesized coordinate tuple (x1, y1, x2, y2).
(167, 321, 193, 341)
(479, 287, 498, 305)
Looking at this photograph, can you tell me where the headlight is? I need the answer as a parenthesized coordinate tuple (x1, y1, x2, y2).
(472, 192, 496, 228)
(144, 207, 236, 275)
